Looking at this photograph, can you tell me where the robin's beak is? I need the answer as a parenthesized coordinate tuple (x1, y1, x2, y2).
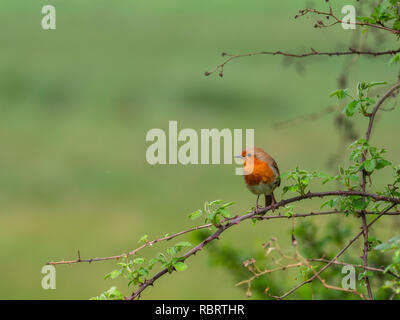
(234, 155, 243, 159)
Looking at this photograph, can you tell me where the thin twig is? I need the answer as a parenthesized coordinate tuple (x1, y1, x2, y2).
(206, 48, 400, 77)
(365, 82, 400, 141)
(47, 222, 220, 265)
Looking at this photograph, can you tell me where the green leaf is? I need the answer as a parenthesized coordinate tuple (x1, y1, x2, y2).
(209, 200, 224, 206)
(110, 270, 122, 279)
(138, 234, 148, 243)
(358, 271, 372, 281)
(148, 257, 159, 269)
(388, 236, 400, 244)
(220, 201, 235, 209)
(218, 208, 231, 218)
(175, 241, 192, 248)
(133, 258, 145, 264)
(352, 197, 368, 211)
(389, 53, 400, 66)
(383, 264, 394, 274)
(138, 267, 149, 276)
(364, 81, 387, 89)
(364, 159, 376, 172)
(344, 100, 360, 117)
(374, 242, 393, 251)
(92, 286, 123, 300)
(357, 16, 377, 24)
(330, 88, 349, 99)
(188, 210, 202, 220)
(375, 159, 391, 169)
(167, 246, 178, 256)
(320, 200, 330, 209)
(173, 262, 188, 271)
(392, 20, 400, 31)
(349, 174, 359, 182)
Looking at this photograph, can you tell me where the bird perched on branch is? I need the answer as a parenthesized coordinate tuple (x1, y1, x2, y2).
(237, 147, 280, 213)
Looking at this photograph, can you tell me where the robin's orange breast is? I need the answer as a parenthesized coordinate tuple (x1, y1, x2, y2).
(243, 157, 275, 186)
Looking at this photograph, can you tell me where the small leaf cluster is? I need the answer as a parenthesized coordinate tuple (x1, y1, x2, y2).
(295, 265, 314, 282)
(322, 195, 371, 216)
(283, 205, 295, 218)
(104, 256, 149, 287)
(349, 139, 392, 174)
(282, 167, 327, 196)
(148, 241, 192, 273)
(322, 165, 359, 191)
(95, 240, 192, 298)
(90, 286, 123, 300)
(188, 200, 234, 226)
(330, 81, 387, 117)
(320, 140, 392, 215)
(358, 1, 400, 31)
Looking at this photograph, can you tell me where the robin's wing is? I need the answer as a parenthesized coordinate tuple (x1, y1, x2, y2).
(271, 158, 280, 187)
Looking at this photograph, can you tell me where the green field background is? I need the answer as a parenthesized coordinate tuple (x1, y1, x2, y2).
(0, 0, 399, 299)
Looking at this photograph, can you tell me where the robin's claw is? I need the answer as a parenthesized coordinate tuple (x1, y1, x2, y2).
(253, 205, 265, 215)
(271, 204, 280, 215)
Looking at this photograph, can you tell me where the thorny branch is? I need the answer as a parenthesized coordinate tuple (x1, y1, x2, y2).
(205, 48, 400, 78)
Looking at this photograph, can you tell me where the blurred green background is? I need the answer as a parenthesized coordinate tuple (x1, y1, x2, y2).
(0, 0, 399, 299)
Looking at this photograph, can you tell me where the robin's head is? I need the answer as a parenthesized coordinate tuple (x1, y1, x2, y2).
(239, 147, 267, 161)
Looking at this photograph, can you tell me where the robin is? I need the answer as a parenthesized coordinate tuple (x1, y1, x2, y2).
(238, 147, 280, 213)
